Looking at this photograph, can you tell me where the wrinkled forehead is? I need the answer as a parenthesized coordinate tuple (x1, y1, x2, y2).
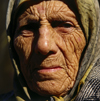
(15, 0, 77, 18)
(18, 1, 77, 20)
(22, 1, 70, 12)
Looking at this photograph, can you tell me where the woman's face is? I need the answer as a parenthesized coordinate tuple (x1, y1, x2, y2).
(14, 0, 86, 97)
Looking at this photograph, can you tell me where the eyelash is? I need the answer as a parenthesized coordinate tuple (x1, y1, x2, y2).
(60, 22, 74, 28)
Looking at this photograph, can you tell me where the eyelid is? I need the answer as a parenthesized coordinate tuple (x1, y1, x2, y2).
(64, 21, 74, 26)
(51, 20, 75, 28)
(17, 23, 40, 32)
(60, 21, 75, 28)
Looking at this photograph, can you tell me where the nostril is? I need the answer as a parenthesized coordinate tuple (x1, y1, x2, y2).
(36, 51, 55, 55)
(48, 51, 56, 55)
(34, 45, 57, 55)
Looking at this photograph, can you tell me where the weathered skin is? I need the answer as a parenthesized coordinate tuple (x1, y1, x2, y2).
(14, 0, 86, 97)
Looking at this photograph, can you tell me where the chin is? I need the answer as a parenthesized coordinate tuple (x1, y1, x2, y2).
(27, 80, 69, 97)
(32, 88, 67, 97)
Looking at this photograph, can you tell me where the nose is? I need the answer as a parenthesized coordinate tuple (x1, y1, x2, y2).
(34, 25, 58, 55)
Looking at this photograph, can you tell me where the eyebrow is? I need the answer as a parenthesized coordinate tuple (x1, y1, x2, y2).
(17, 10, 76, 30)
(17, 14, 39, 28)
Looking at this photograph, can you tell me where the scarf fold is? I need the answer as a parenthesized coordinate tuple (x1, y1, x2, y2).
(53, 96, 64, 101)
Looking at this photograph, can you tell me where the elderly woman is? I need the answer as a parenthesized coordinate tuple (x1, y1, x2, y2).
(6, 0, 100, 101)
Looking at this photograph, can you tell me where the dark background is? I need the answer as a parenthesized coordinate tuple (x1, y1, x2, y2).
(0, 0, 14, 94)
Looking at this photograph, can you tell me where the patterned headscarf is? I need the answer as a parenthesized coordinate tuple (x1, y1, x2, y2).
(6, 0, 100, 101)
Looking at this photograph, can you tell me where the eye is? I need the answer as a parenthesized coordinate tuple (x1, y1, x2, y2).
(22, 30, 32, 34)
(60, 22, 74, 28)
(18, 23, 40, 32)
(23, 23, 40, 31)
(16, 30, 33, 37)
(51, 21, 74, 28)
(53, 21, 75, 34)
(16, 23, 40, 36)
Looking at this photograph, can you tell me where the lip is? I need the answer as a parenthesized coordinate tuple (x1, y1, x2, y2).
(36, 66, 62, 73)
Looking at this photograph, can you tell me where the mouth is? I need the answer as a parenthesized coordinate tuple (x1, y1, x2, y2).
(30, 66, 64, 80)
(34, 66, 62, 73)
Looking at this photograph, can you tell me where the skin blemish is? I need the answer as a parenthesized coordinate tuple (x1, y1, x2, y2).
(77, 37, 81, 42)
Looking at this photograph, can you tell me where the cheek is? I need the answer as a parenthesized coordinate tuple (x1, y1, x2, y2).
(59, 30, 86, 79)
(14, 36, 33, 61)
(75, 30, 86, 49)
(63, 30, 86, 59)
